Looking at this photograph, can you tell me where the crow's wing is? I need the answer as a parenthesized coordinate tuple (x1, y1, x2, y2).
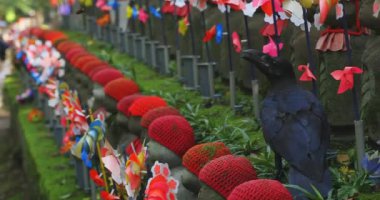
(261, 89, 329, 181)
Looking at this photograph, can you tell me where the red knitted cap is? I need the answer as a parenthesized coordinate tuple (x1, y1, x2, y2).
(228, 179, 293, 200)
(199, 155, 257, 198)
(182, 142, 231, 176)
(148, 116, 195, 157)
(140, 107, 181, 128)
(80, 60, 108, 74)
(56, 40, 73, 52)
(89, 65, 109, 79)
(92, 68, 124, 86)
(117, 94, 144, 116)
(71, 55, 95, 67)
(128, 96, 167, 117)
(65, 48, 86, 60)
(104, 78, 140, 101)
(68, 52, 91, 64)
(74, 56, 100, 69)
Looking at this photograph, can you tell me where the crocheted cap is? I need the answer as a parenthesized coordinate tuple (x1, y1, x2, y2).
(140, 107, 181, 128)
(80, 60, 108, 74)
(128, 96, 167, 117)
(148, 116, 195, 157)
(65, 47, 86, 60)
(92, 68, 124, 86)
(199, 155, 257, 198)
(71, 55, 95, 67)
(104, 78, 140, 101)
(117, 94, 145, 116)
(227, 179, 292, 200)
(68, 52, 91, 64)
(74, 56, 100, 69)
(182, 142, 231, 176)
(88, 65, 109, 79)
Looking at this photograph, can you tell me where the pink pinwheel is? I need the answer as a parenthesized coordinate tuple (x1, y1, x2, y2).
(331, 66, 363, 94)
(374, 0, 380, 18)
(246, 0, 283, 16)
(298, 64, 317, 81)
(96, 0, 111, 11)
(263, 36, 283, 57)
(232, 32, 241, 53)
(139, 9, 149, 24)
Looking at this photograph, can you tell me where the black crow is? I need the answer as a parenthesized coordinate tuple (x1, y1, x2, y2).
(242, 49, 331, 199)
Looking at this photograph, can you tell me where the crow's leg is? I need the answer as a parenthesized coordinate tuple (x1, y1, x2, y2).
(275, 152, 283, 181)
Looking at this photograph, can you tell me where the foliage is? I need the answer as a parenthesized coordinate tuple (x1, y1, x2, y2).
(327, 167, 373, 200)
(249, 146, 277, 179)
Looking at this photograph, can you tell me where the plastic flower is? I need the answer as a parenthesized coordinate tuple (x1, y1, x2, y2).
(362, 151, 380, 175)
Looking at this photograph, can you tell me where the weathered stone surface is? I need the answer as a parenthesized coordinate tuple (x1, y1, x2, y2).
(171, 167, 197, 200)
(318, 35, 367, 127)
(198, 183, 224, 200)
(360, 0, 380, 32)
(361, 35, 380, 141)
(182, 168, 201, 194)
(146, 140, 182, 168)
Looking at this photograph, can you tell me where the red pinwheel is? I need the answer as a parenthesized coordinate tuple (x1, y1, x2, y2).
(232, 32, 242, 53)
(331, 66, 363, 94)
(298, 64, 317, 81)
(90, 169, 106, 187)
(203, 25, 216, 43)
(100, 191, 120, 200)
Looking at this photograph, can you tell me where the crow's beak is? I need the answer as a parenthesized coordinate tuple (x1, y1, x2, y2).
(241, 49, 262, 62)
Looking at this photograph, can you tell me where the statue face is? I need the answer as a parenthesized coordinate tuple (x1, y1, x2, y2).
(92, 85, 105, 99)
(104, 96, 117, 113)
(197, 183, 225, 200)
(171, 167, 197, 200)
(140, 129, 149, 142)
(146, 140, 182, 168)
(127, 116, 143, 136)
(115, 112, 129, 128)
(182, 168, 201, 194)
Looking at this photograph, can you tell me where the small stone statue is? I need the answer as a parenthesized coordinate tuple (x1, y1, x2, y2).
(127, 96, 168, 136)
(146, 115, 196, 200)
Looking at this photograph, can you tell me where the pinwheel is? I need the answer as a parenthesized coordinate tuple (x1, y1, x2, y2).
(90, 169, 106, 187)
(203, 25, 216, 43)
(100, 190, 120, 200)
(374, 0, 380, 18)
(125, 144, 147, 198)
(145, 161, 179, 200)
(149, 6, 162, 19)
(298, 64, 317, 81)
(138, 8, 149, 24)
(263, 36, 283, 57)
(215, 23, 223, 44)
(178, 16, 189, 36)
(232, 32, 241, 53)
(331, 66, 363, 94)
